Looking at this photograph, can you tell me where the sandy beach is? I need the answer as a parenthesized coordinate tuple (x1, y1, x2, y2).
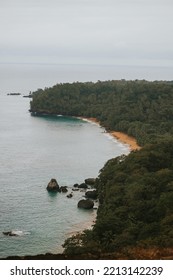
(81, 117, 141, 151)
(110, 131, 141, 151)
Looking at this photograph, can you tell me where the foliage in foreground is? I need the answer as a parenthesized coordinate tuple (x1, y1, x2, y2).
(63, 140, 173, 254)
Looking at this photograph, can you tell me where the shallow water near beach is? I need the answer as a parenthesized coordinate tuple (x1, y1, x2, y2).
(0, 95, 129, 258)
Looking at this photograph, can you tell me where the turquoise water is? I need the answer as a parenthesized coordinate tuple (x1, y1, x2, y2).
(0, 95, 129, 258)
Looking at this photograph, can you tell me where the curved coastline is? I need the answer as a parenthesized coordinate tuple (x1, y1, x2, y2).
(31, 112, 141, 151)
(110, 131, 141, 151)
(5, 112, 140, 260)
(79, 117, 141, 151)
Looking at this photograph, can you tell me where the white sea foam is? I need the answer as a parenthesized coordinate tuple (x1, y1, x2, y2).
(12, 230, 23, 236)
(103, 132, 130, 154)
(78, 117, 101, 127)
(11, 230, 31, 236)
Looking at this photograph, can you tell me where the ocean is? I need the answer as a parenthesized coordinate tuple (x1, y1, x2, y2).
(0, 93, 129, 258)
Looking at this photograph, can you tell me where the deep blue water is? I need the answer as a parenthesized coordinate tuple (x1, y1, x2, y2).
(0, 95, 129, 258)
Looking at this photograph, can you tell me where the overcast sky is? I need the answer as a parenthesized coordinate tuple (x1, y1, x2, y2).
(0, 0, 173, 68)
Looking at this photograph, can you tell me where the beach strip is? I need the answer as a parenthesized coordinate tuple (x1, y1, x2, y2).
(80, 117, 141, 151)
(110, 131, 141, 151)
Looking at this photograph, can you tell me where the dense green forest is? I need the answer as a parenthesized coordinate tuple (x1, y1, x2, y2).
(30, 80, 173, 146)
(63, 140, 173, 256)
(30, 80, 173, 258)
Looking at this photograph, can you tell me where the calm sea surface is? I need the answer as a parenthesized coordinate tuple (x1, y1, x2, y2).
(0, 93, 129, 258)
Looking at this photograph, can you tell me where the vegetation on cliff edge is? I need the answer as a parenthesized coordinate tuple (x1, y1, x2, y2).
(62, 140, 173, 255)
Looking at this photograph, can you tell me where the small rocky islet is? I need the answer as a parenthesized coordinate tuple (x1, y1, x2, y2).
(46, 178, 98, 209)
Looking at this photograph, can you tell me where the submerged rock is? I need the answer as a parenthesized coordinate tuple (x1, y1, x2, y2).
(77, 199, 94, 209)
(47, 179, 60, 192)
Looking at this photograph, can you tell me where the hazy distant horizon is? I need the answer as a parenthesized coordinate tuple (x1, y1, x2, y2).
(1, 1, 172, 94)
(1, 1, 173, 69)
(0, 63, 172, 95)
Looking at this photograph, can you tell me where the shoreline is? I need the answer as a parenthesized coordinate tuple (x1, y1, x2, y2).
(110, 131, 141, 151)
(80, 117, 141, 151)
(3, 114, 140, 260)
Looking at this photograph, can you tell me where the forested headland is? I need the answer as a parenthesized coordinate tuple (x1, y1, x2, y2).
(30, 80, 173, 146)
(29, 80, 173, 259)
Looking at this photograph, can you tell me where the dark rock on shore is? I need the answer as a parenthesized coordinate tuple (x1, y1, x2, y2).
(85, 190, 98, 199)
(73, 183, 79, 188)
(78, 199, 94, 209)
(67, 193, 73, 198)
(47, 179, 60, 192)
(85, 178, 96, 186)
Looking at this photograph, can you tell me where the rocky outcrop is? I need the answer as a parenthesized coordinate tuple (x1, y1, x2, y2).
(77, 199, 94, 209)
(47, 179, 60, 192)
(67, 193, 73, 198)
(85, 190, 97, 199)
(85, 178, 96, 186)
(78, 183, 88, 189)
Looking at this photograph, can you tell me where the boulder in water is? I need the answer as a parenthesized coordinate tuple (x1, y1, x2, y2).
(47, 178, 60, 192)
(77, 199, 94, 209)
(60, 186, 68, 193)
(78, 183, 88, 189)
